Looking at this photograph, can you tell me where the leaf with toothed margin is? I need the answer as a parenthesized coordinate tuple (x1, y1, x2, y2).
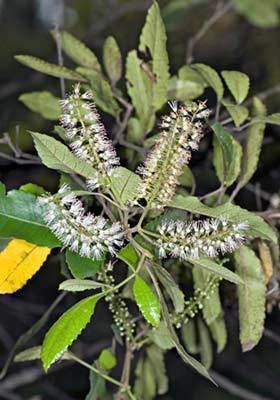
(41, 294, 102, 370)
(133, 277, 161, 327)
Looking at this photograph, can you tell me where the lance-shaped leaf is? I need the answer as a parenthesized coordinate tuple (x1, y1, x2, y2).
(209, 314, 227, 353)
(117, 243, 140, 271)
(170, 194, 277, 243)
(191, 64, 224, 101)
(103, 36, 122, 85)
(111, 166, 142, 206)
(234, 246, 266, 352)
(181, 319, 199, 355)
(198, 318, 213, 369)
(41, 294, 102, 370)
(139, 1, 169, 110)
(191, 257, 243, 285)
(221, 71, 250, 104)
(31, 132, 96, 177)
(19, 91, 61, 120)
(59, 279, 107, 292)
(0, 239, 51, 294)
(133, 276, 161, 327)
(222, 100, 249, 127)
(15, 55, 85, 81)
(66, 250, 104, 279)
(0, 190, 60, 248)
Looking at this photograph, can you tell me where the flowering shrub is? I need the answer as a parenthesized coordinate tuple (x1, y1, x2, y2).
(0, 2, 279, 399)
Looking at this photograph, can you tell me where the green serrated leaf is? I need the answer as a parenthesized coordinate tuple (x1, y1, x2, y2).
(15, 55, 85, 81)
(52, 30, 101, 71)
(221, 71, 250, 104)
(19, 91, 61, 120)
(30, 132, 96, 177)
(238, 96, 266, 187)
(133, 276, 161, 327)
(139, 1, 169, 110)
(103, 36, 122, 85)
(212, 122, 233, 178)
(181, 319, 199, 354)
(98, 348, 117, 370)
(209, 314, 227, 353)
(222, 101, 249, 127)
(198, 318, 213, 369)
(168, 65, 206, 101)
(59, 279, 106, 292)
(134, 354, 156, 400)
(234, 246, 266, 352)
(191, 64, 224, 101)
(41, 294, 101, 370)
(0, 190, 60, 247)
(170, 194, 277, 243)
(146, 345, 168, 395)
(153, 265, 184, 313)
(65, 250, 104, 279)
(193, 267, 222, 325)
(110, 166, 142, 206)
(117, 243, 140, 271)
(191, 257, 243, 285)
(150, 321, 175, 350)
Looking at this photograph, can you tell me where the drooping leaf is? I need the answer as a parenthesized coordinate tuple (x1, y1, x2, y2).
(191, 257, 243, 285)
(191, 64, 224, 101)
(150, 320, 175, 350)
(258, 241, 273, 285)
(59, 279, 107, 292)
(170, 194, 277, 243)
(198, 318, 213, 369)
(134, 353, 157, 400)
(209, 314, 227, 353)
(193, 267, 222, 325)
(213, 124, 243, 187)
(0, 239, 51, 294)
(15, 346, 71, 363)
(126, 50, 154, 131)
(133, 276, 161, 327)
(15, 55, 85, 81)
(30, 132, 96, 177)
(117, 243, 140, 271)
(234, 246, 266, 352)
(19, 91, 61, 120)
(110, 166, 142, 206)
(146, 345, 168, 395)
(181, 319, 199, 354)
(221, 71, 250, 104)
(103, 36, 122, 85)
(153, 264, 185, 313)
(52, 30, 101, 71)
(139, 1, 169, 110)
(65, 250, 104, 279)
(238, 97, 266, 187)
(222, 101, 249, 127)
(0, 190, 60, 247)
(41, 294, 101, 370)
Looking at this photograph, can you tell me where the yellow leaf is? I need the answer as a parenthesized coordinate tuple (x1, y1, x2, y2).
(0, 239, 51, 294)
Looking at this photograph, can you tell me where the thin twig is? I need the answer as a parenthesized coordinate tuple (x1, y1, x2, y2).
(53, 25, 66, 99)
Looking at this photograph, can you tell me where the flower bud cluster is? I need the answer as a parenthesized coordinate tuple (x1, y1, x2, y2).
(136, 101, 210, 208)
(157, 218, 248, 260)
(172, 275, 221, 328)
(60, 84, 119, 190)
(39, 185, 124, 259)
(101, 272, 136, 340)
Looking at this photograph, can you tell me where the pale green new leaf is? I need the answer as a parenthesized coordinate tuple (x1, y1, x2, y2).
(15, 55, 85, 81)
(239, 96, 266, 187)
(103, 36, 122, 85)
(191, 64, 224, 101)
(193, 267, 222, 325)
(59, 279, 107, 292)
(234, 246, 266, 352)
(19, 92, 61, 120)
(133, 276, 161, 327)
(170, 194, 277, 243)
(117, 243, 140, 271)
(221, 71, 250, 104)
(98, 348, 117, 370)
(222, 101, 249, 127)
(111, 166, 142, 206)
(52, 30, 101, 71)
(198, 318, 213, 369)
(41, 294, 101, 370)
(139, 1, 169, 110)
(31, 132, 96, 177)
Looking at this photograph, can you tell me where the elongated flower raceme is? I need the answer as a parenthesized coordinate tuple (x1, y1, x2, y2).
(39, 185, 124, 259)
(136, 101, 210, 209)
(156, 218, 248, 260)
(60, 84, 119, 190)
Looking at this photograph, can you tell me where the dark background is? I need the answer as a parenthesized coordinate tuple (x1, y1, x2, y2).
(0, 1, 280, 399)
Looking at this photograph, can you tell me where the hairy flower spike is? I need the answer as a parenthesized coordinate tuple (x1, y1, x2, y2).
(39, 185, 124, 259)
(157, 218, 248, 260)
(60, 84, 119, 190)
(136, 101, 210, 208)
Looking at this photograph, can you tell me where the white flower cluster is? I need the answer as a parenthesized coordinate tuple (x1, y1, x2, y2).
(136, 101, 210, 209)
(39, 185, 124, 259)
(60, 84, 119, 190)
(157, 218, 248, 260)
